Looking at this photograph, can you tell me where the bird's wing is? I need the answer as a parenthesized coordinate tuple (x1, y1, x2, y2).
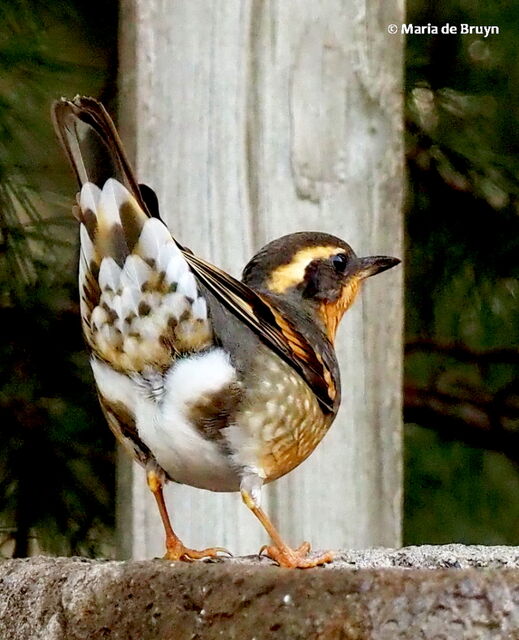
(52, 96, 336, 413)
(184, 254, 338, 413)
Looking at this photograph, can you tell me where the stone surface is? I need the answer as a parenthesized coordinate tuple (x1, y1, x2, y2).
(1, 546, 518, 639)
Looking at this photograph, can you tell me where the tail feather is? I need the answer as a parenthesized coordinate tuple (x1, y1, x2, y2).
(53, 96, 214, 371)
(51, 96, 150, 216)
(52, 97, 168, 264)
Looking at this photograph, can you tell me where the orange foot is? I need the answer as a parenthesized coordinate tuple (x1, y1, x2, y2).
(260, 541, 334, 568)
(165, 539, 232, 562)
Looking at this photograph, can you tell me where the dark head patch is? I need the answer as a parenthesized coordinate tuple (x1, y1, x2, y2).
(243, 232, 355, 294)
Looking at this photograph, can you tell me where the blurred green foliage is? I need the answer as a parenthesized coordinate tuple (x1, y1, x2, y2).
(0, 0, 117, 556)
(406, 426, 519, 544)
(0, 0, 517, 556)
(404, 0, 519, 543)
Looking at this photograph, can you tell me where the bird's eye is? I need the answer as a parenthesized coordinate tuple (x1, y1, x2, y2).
(331, 253, 348, 273)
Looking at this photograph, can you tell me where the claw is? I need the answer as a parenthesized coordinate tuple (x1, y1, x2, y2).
(212, 546, 233, 558)
(241, 489, 334, 568)
(165, 542, 232, 562)
(259, 541, 334, 569)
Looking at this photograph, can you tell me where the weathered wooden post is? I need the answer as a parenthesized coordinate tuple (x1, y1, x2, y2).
(117, 0, 404, 558)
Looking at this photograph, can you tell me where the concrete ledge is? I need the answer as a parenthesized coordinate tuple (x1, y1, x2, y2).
(1, 545, 518, 639)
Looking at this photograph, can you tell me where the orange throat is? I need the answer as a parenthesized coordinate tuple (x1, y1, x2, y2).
(319, 279, 361, 342)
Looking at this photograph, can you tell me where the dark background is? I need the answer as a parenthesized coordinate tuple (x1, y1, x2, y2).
(0, 0, 517, 557)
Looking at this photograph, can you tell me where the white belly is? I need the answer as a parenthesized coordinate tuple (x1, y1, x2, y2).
(136, 393, 239, 492)
(91, 350, 241, 492)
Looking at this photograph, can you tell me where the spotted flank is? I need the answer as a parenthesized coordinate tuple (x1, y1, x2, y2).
(78, 178, 213, 371)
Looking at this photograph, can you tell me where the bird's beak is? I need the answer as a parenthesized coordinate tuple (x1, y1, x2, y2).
(351, 255, 401, 280)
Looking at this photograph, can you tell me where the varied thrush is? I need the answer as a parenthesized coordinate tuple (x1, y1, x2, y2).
(52, 96, 400, 568)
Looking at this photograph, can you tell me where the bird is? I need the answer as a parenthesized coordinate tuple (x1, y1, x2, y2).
(52, 96, 400, 569)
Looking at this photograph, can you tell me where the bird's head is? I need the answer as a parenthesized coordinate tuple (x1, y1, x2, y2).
(242, 231, 400, 342)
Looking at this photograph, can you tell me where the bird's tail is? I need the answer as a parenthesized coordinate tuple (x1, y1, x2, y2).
(51, 96, 157, 218)
(52, 97, 183, 356)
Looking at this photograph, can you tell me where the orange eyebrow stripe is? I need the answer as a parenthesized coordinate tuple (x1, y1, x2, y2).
(266, 245, 339, 294)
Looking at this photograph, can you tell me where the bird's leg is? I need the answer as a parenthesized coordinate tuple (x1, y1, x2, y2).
(146, 466, 230, 561)
(240, 473, 334, 569)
